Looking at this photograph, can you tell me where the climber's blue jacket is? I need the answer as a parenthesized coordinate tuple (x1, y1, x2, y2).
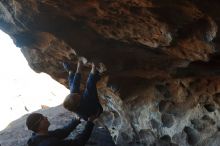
(27, 119, 94, 146)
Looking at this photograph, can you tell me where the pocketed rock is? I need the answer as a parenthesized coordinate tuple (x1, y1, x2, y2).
(204, 103, 216, 112)
(158, 100, 185, 117)
(161, 113, 174, 128)
(158, 100, 174, 113)
(191, 119, 205, 132)
(184, 126, 200, 145)
(150, 119, 161, 130)
(172, 132, 188, 146)
(154, 140, 171, 146)
(197, 132, 220, 146)
(156, 137, 178, 146)
(138, 129, 156, 145)
(201, 115, 216, 125)
(160, 135, 171, 143)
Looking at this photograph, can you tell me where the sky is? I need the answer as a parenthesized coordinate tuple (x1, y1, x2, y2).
(0, 30, 69, 131)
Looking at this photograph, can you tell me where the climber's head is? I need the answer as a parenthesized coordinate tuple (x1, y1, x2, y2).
(26, 113, 50, 133)
(63, 93, 81, 112)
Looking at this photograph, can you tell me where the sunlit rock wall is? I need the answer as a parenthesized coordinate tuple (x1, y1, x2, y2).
(0, 0, 220, 145)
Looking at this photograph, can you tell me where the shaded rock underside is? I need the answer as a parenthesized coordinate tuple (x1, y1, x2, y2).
(0, 0, 220, 145)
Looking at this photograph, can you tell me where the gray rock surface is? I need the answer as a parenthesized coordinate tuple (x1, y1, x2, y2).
(0, 105, 116, 146)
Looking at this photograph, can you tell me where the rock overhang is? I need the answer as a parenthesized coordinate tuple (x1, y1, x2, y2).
(0, 0, 220, 145)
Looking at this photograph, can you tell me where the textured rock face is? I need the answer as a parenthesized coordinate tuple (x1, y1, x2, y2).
(0, 0, 220, 145)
